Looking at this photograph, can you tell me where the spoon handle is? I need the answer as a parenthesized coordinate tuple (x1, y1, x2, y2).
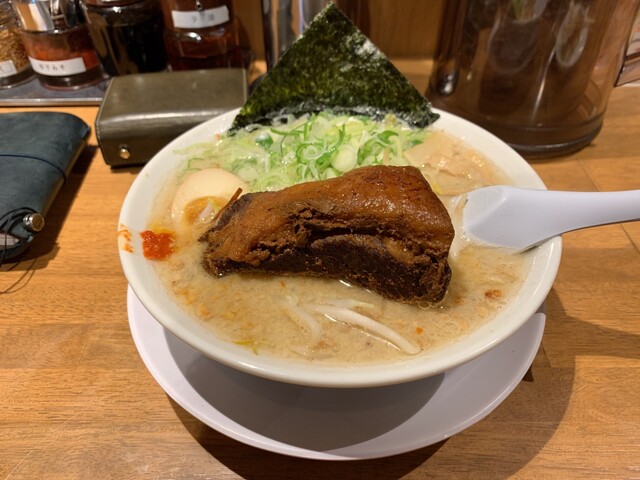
(538, 189, 640, 230)
(463, 186, 640, 250)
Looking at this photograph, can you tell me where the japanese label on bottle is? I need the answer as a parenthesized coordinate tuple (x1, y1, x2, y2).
(171, 5, 230, 29)
(28, 57, 87, 76)
(0, 60, 18, 78)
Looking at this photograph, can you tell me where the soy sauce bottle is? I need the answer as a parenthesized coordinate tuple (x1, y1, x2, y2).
(80, 0, 167, 76)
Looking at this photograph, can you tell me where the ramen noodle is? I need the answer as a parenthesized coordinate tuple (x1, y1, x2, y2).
(146, 114, 532, 365)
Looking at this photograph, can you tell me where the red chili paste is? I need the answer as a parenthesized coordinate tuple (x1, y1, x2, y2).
(141, 230, 175, 260)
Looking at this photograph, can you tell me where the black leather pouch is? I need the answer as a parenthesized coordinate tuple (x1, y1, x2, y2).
(0, 111, 89, 261)
(96, 68, 248, 167)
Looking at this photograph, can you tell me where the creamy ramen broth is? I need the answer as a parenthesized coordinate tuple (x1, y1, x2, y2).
(147, 117, 532, 365)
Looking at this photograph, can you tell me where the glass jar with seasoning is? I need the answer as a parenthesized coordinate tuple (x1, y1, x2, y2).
(161, 0, 243, 70)
(12, 0, 102, 89)
(0, 0, 34, 88)
(80, 0, 167, 76)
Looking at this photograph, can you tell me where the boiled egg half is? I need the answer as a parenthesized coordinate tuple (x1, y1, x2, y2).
(171, 168, 247, 228)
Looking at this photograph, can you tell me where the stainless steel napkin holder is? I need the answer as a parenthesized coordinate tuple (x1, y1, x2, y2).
(96, 68, 248, 167)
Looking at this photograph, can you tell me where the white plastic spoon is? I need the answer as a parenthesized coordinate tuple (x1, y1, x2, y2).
(459, 186, 640, 251)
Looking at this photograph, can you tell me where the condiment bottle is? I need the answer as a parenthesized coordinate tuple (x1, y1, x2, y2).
(80, 0, 167, 76)
(12, 0, 102, 89)
(161, 0, 243, 70)
(0, 0, 34, 88)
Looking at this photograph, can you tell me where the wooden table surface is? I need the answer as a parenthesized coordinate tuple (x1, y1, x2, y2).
(1, 65, 639, 479)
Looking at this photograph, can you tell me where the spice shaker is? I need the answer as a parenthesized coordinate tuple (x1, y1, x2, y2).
(161, 0, 243, 71)
(0, 0, 34, 88)
(12, 0, 102, 89)
(80, 0, 167, 76)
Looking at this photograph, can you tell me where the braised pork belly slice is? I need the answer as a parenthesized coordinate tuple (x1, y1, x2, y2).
(200, 165, 454, 304)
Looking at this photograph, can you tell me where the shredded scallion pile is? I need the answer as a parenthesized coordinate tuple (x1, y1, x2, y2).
(176, 112, 428, 192)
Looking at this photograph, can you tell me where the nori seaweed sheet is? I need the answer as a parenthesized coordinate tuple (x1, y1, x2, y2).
(230, 3, 439, 130)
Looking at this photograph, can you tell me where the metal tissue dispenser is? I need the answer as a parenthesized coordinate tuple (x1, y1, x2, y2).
(0, 112, 89, 262)
(96, 68, 248, 167)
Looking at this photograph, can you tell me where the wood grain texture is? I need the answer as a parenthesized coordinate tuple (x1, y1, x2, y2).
(234, 0, 444, 59)
(1, 70, 639, 479)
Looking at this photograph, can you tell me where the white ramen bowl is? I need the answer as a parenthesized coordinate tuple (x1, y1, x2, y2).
(119, 108, 562, 388)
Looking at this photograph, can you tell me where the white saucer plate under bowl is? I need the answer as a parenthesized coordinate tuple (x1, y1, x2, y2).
(128, 287, 545, 460)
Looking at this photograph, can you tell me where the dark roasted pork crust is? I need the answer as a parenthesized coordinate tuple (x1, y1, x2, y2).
(199, 165, 454, 303)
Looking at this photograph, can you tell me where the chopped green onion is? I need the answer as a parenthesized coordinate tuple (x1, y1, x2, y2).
(332, 144, 357, 172)
(177, 112, 429, 192)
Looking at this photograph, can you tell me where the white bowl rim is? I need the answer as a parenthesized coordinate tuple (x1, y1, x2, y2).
(118, 108, 562, 388)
